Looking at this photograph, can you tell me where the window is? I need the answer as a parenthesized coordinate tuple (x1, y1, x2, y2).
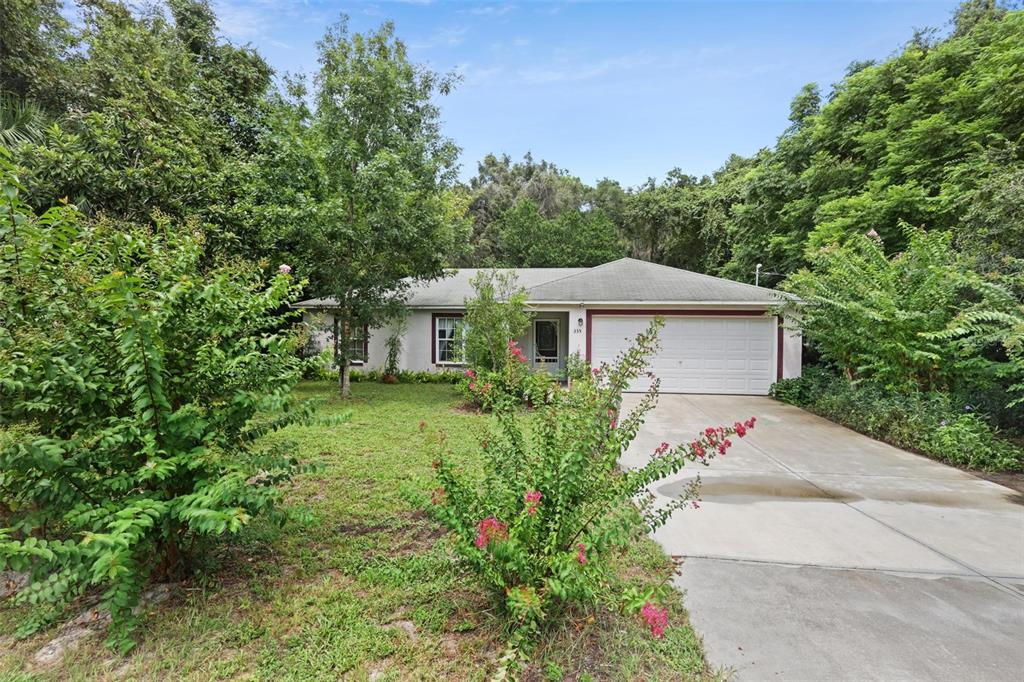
(339, 324, 367, 364)
(434, 315, 465, 364)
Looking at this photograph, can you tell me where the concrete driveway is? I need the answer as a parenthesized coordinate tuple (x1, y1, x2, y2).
(619, 394, 1024, 681)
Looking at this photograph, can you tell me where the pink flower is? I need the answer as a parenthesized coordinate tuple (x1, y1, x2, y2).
(744, 416, 757, 429)
(524, 490, 542, 515)
(474, 517, 508, 548)
(576, 543, 587, 565)
(610, 419, 617, 430)
(465, 369, 476, 379)
(640, 602, 669, 639)
(691, 440, 705, 458)
(654, 442, 670, 456)
(734, 421, 747, 437)
(469, 381, 477, 391)
(591, 367, 601, 377)
(717, 438, 732, 455)
(278, 264, 292, 274)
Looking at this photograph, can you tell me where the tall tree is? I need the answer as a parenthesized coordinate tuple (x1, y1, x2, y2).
(308, 19, 464, 396)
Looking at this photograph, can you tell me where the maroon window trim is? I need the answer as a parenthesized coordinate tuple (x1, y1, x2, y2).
(585, 309, 771, 363)
(431, 312, 464, 365)
(362, 324, 369, 360)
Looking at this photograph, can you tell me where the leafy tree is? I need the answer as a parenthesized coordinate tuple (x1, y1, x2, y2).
(495, 200, 625, 267)
(305, 19, 464, 396)
(0, 0, 77, 111)
(782, 228, 1021, 401)
(463, 153, 589, 264)
(462, 270, 531, 371)
(0, 153, 318, 650)
(11, 0, 277, 259)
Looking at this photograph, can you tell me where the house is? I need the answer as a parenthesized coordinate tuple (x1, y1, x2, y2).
(294, 257, 801, 395)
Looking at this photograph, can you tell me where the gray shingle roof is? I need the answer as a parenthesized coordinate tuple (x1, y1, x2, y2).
(293, 258, 789, 309)
(525, 258, 788, 304)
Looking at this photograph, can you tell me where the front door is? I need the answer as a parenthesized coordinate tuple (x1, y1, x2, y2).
(533, 319, 560, 374)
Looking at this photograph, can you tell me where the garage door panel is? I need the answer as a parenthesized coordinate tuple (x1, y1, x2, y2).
(590, 315, 776, 395)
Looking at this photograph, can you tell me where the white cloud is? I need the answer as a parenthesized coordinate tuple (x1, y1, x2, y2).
(454, 62, 504, 86)
(410, 25, 469, 49)
(214, 1, 271, 42)
(517, 53, 656, 84)
(467, 4, 515, 17)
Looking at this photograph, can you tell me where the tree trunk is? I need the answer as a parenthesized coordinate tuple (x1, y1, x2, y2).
(336, 316, 351, 398)
(340, 362, 351, 397)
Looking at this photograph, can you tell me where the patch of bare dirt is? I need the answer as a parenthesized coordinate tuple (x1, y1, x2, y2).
(973, 470, 1024, 498)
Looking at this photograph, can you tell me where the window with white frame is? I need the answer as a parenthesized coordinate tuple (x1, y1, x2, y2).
(347, 326, 367, 364)
(435, 316, 465, 364)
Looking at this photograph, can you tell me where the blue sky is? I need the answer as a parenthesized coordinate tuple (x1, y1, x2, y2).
(213, 0, 963, 187)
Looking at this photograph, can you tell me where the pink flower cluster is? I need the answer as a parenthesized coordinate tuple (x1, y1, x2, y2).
(734, 416, 756, 437)
(640, 601, 669, 639)
(524, 490, 542, 515)
(654, 442, 670, 457)
(576, 543, 587, 565)
(474, 516, 508, 548)
(690, 440, 705, 459)
(465, 368, 493, 395)
(278, 264, 292, 274)
(507, 339, 528, 363)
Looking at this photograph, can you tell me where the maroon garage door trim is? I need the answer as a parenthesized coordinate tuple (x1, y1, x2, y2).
(585, 309, 783, 381)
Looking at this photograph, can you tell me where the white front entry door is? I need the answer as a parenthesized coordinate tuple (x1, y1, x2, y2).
(589, 315, 776, 395)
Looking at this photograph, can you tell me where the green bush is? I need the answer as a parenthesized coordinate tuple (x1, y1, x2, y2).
(418, 320, 758, 665)
(0, 157, 321, 650)
(459, 340, 555, 411)
(770, 370, 1022, 471)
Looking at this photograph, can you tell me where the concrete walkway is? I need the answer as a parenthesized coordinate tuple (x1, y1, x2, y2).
(619, 394, 1024, 681)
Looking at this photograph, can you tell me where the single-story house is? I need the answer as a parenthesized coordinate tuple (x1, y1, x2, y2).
(294, 257, 801, 395)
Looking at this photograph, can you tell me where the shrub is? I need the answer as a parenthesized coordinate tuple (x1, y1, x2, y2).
(782, 228, 1021, 406)
(770, 370, 1022, 471)
(418, 320, 756, 663)
(462, 270, 531, 371)
(459, 339, 554, 410)
(0, 159, 320, 651)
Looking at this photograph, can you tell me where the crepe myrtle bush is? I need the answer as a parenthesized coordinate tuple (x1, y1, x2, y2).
(0, 155, 325, 651)
(459, 339, 554, 411)
(418, 319, 755, 653)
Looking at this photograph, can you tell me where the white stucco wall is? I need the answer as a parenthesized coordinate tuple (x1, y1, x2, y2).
(303, 305, 802, 380)
(781, 315, 803, 380)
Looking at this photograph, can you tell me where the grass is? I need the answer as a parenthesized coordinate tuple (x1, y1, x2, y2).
(0, 382, 715, 680)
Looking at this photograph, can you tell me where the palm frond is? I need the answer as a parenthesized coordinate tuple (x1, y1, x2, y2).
(0, 93, 48, 147)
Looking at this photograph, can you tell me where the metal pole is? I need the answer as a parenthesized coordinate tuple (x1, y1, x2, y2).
(756, 263, 762, 287)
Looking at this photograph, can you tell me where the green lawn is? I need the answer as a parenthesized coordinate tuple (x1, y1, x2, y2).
(1, 382, 715, 681)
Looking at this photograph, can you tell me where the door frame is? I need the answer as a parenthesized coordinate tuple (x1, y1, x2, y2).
(532, 317, 561, 370)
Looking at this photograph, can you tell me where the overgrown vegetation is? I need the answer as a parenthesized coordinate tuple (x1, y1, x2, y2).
(422, 322, 756, 673)
(771, 368, 1021, 471)
(1, 383, 716, 680)
(0, 155, 320, 650)
(782, 229, 1022, 424)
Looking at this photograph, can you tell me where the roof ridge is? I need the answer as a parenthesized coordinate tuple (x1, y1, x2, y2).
(624, 257, 784, 296)
(524, 258, 628, 293)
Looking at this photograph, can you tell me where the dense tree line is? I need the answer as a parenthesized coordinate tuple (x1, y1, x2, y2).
(462, 2, 1023, 286)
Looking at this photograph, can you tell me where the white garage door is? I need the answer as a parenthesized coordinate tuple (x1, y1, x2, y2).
(590, 315, 776, 395)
